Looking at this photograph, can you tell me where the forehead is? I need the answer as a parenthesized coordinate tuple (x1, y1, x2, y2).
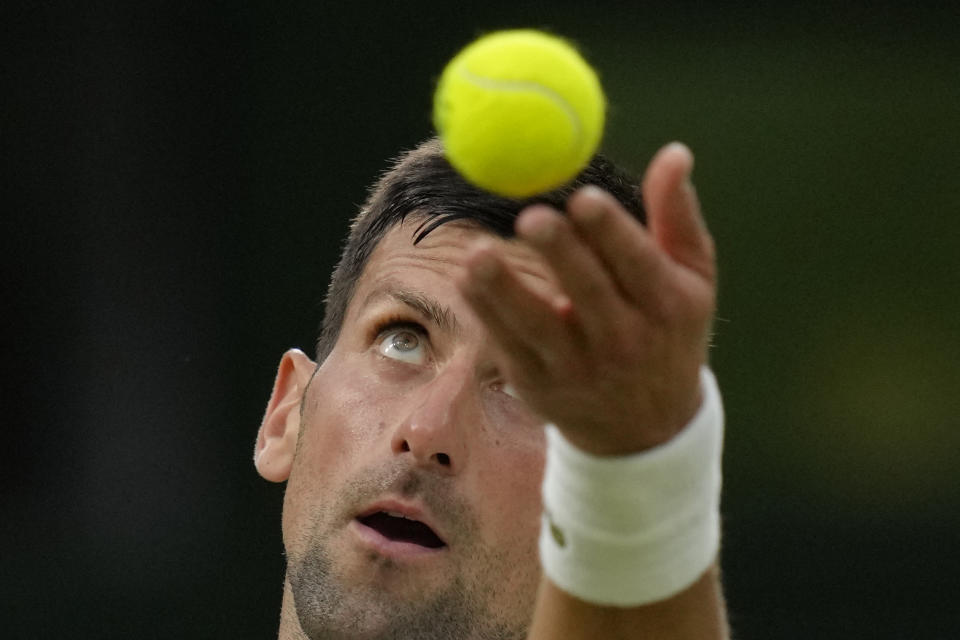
(348, 218, 555, 316)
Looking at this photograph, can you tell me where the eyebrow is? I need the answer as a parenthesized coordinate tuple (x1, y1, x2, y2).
(362, 283, 462, 336)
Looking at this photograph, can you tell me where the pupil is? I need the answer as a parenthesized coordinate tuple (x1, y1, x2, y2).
(392, 332, 418, 352)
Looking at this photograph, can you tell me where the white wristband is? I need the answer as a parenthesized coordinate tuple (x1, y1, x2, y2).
(539, 367, 724, 606)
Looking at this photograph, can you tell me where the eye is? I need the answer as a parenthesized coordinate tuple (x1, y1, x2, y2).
(493, 381, 522, 400)
(377, 327, 427, 364)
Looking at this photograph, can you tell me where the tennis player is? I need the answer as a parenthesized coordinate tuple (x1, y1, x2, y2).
(254, 138, 729, 639)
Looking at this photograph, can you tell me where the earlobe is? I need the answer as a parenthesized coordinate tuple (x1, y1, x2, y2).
(254, 348, 317, 482)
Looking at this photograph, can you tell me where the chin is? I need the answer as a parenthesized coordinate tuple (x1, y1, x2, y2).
(289, 561, 506, 640)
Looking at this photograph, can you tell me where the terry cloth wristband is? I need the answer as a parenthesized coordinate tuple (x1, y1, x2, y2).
(539, 366, 724, 607)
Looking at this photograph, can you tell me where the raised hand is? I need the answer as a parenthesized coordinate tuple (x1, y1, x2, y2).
(458, 143, 716, 455)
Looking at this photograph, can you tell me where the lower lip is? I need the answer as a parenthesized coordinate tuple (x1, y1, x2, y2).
(350, 519, 448, 560)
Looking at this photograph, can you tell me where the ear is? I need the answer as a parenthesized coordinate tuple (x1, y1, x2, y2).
(254, 348, 317, 482)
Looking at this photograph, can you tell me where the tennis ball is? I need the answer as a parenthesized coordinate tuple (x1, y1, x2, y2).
(433, 29, 606, 198)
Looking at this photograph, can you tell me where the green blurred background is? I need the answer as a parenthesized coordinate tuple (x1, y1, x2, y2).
(4, 1, 958, 637)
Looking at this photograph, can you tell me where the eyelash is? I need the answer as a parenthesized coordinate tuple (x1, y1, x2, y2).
(369, 315, 428, 344)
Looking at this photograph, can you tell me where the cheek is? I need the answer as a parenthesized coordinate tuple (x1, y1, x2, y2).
(466, 442, 547, 614)
(483, 410, 547, 530)
(281, 359, 398, 545)
(297, 355, 402, 464)
(473, 440, 546, 548)
(470, 395, 547, 545)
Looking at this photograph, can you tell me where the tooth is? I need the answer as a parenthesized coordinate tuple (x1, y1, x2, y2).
(385, 510, 408, 519)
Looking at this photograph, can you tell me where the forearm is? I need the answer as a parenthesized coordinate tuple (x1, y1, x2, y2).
(528, 564, 728, 640)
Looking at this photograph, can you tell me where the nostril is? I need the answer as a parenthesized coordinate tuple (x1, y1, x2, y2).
(401, 441, 410, 452)
(435, 453, 451, 466)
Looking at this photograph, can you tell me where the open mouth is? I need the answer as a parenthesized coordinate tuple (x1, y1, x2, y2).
(356, 511, 446, 549)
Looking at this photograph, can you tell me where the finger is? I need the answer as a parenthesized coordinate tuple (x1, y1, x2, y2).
(641, 142, 716, 283)
(514, 204, 631, 341)
(456, 241, 575, 375)
(565, 185, 676, 308)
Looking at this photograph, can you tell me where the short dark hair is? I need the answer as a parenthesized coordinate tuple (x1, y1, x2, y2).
(315, 137, 646, 362)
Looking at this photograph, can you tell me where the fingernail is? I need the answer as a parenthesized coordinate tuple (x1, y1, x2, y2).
(571, 186, 606, 224)
(578, 184, 606, 200)
(518, 207, 558, 244)
(667, 142, 695, 180)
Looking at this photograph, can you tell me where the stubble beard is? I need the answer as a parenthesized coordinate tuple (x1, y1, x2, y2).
(286, 460, 532, 640)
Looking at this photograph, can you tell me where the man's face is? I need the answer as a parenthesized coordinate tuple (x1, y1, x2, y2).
(282, 220, 556, 639)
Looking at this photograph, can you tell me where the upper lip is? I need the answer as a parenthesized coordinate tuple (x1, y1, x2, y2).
(355, 498, 448, 545)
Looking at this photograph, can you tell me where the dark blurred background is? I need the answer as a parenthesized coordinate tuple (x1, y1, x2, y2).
(3, 1, 959, 638)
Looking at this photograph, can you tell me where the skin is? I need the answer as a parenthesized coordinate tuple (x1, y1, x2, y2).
(255, 143, 728, 639)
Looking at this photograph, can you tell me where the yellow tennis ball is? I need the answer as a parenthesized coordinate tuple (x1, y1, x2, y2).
(433, 29, 606, 198)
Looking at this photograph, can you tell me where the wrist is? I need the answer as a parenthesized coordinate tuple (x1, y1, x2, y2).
(557, 383, 704, 456)
(539, 366, 724, 606)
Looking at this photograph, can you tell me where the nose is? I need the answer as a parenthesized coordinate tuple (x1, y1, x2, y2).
(390, 362, 474, 474)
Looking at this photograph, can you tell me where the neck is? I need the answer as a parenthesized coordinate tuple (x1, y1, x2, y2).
(278, 579, 309, 640)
